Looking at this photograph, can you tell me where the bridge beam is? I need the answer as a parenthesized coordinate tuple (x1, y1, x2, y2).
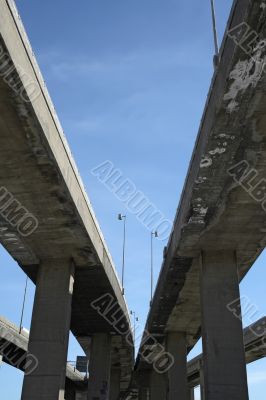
(21, 259, 74, 400)
(200, 251, 249, 400)
(87, 333, 112, 400)
(167, 331, 188, 400)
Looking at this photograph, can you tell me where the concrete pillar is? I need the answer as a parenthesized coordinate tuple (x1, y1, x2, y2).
(167, 331, 187, 400)
(149, 370, 168, 400)
(110, 367, 121, 400)
(87, 333, 112, 400)
(21, 259, 75, 400)
(200, 251, 249, 400)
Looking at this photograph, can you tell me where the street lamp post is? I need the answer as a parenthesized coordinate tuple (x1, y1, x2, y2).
(210, 0, 219, 67)
(19, 276, 28, 334)
(150, 231, 158, 307)
(118, 213, 126, 295)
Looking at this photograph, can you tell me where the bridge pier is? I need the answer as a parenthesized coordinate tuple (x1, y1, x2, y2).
(87, 333, 112, 400)
(110, 367, 121, 400)
(149, 370, 168, 400)
(167, 331, 188, 400)
(200, 251, 249, 400)
(21, 259, 75, 400)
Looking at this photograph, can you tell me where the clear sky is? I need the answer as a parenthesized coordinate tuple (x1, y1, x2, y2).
(0, 0, 266, 398)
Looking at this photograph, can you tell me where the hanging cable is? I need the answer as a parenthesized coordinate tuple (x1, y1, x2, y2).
(19, 276, 28, 334)
(210, 0, 219, 67)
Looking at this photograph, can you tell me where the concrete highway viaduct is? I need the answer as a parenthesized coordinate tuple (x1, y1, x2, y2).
(131, 0, 266, 399)
(1, 0, 266, 399)
(0, 0, 134, 399)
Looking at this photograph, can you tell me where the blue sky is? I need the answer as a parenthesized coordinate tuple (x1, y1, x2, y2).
(0, 0, 266, 398)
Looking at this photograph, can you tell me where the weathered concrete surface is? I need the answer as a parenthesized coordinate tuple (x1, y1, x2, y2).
(0, 316, 86, 398)
(0, 0, 133, 395)
(136, 0, 266, 375)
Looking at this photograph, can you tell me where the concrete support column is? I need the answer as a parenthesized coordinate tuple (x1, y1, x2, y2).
(150, 370, 168, 400)
(21, 259, 75, 400)
(167, 331, 187, 400)
(200, 251, 249, 400)
(87, 333, 112, 400)
(110, 367, 121, 400)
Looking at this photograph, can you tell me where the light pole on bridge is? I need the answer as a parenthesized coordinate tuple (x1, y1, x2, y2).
(210, 0, 219, 67)
(118, 213, 127, 295)
(150, 231, 158, 307)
